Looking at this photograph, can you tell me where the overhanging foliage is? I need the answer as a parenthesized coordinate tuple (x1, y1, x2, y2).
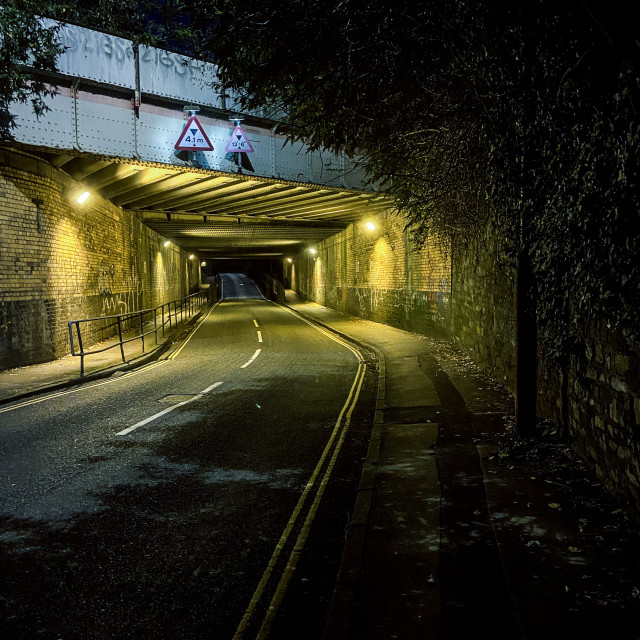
(189, 0, 640, 357)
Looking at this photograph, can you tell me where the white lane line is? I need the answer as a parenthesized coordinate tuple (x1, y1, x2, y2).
(257, 330, 263, 343)
(240, 349, 261, 369)
(0, 361, 169, 415)
(169, 300, 221, 361)
(253, 319, 259, 328)
(116, 381, 223, 436)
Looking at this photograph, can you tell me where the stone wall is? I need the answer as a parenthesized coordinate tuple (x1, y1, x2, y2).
(292, 208, 451, 337)
(450, 225, 517, 390)
(295, 209, 640, 512)
(0, 149, 199, 370)
(452, 223, 640, 513)
(567, 323, 640, 509)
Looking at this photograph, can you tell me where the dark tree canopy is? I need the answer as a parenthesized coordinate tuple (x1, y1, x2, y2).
(0, 0, 189, 138)
(0, 1, 63, 138)
(190, 0, 640, 356)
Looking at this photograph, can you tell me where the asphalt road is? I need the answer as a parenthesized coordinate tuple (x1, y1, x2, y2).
(0, 273, 376, 640)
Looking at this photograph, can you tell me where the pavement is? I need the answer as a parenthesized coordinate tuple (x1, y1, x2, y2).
(0, 313, 200, 405)
(2, 291, 640, 639)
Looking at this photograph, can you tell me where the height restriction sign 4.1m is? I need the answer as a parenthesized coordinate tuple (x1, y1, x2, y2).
(225, 125, 254, 153)
(174, 115, 214, 151)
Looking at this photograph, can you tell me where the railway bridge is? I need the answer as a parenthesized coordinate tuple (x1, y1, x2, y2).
(2, 20, 423, 370)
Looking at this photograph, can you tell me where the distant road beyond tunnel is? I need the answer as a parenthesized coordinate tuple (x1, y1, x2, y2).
(219, 272, 266, 300)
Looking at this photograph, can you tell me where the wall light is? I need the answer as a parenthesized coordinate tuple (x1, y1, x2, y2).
(189, 254, 195, 260)
(164, 240, 170, 247)
(286, 257, 293, 263)
(366, 221, 376, 231)
(201, 261, 207, 266)
(66, 186, 92, 205)
(309, 248, 317, 255)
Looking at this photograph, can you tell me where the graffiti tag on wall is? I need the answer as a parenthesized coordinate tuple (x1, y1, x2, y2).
(98, 261, 142, 316)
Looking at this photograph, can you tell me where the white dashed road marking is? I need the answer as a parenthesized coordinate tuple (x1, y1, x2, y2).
(240, 349, 262, 369)
(116, 381, 223, 436)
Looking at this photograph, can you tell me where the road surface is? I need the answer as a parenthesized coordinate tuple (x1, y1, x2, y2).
(0, 273, 376, 640)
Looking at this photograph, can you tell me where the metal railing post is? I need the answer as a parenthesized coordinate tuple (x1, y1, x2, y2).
(67, 291, 211, 373)
(70, 320, 86, 377)
(116, 316, 126, 363)
(139, 311, 145, 353)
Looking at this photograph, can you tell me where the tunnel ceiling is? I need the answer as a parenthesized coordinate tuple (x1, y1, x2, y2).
(35, 150, 393, 259)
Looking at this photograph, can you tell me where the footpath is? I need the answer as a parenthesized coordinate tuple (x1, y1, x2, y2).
(1, 292, 640, 639)
(0, 320, 191, 404)
(285, 293, 640, 640)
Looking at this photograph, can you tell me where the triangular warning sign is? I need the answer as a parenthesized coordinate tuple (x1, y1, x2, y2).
(174, 116, 214, 151)
(224, 125, 255, 153)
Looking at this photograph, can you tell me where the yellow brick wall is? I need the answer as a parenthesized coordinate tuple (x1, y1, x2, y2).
(295, 208, 451, 335)
(0, 150, 199, 369)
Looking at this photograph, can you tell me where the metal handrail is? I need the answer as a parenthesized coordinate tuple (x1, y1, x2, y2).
(68, 290, 209, 376)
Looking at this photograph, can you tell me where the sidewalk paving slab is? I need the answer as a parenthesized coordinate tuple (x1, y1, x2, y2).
(0, 308, 207, 405)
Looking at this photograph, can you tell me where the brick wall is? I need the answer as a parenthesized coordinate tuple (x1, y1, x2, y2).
(295, 210, 640, 512)
(450, 223, 517, 389)
(0, 150, 199, 370)
(452, 223, 640, 513)
(292, 209, 451, 336)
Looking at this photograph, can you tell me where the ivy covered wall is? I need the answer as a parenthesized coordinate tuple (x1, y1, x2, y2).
(452, 223, 640, 514)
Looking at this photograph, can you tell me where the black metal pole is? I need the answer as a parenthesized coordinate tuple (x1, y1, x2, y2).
(117, 316, 126, 363)
(515, 246, 537, 436)
(139, 312, 145, 353)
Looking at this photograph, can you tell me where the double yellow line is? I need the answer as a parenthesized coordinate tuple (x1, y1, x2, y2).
(233, 305, 367, 639)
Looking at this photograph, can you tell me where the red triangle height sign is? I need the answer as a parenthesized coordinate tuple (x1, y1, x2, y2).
(174, 116, 214, 151)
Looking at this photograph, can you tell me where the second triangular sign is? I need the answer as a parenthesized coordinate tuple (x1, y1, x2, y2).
(225, 125, 255, 153)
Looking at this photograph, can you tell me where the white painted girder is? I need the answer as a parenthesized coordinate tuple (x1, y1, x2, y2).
(10, 19, 375, 192)
(6, 20, 394, 257)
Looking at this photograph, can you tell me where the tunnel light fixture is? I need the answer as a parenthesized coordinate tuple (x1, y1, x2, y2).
(201, 261, 207, 266)
(366, 221, 376, 231)
(76, 191, 91, 204)
(163, 240, 171, 247)
(286, 257, 293, 263)
(189, 254, 196, 260)
(309, 248, 317, 255)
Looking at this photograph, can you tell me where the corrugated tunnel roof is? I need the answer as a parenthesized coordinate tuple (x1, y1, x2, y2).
(36, 150, 393, 258)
